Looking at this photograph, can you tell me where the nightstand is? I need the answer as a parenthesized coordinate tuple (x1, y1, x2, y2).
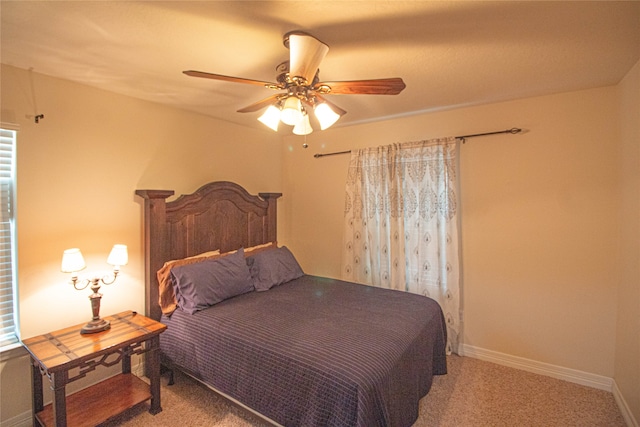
(22, 310, 167, 427)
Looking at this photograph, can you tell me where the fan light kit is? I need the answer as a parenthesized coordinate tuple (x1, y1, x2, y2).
(184, 31, 406, 135)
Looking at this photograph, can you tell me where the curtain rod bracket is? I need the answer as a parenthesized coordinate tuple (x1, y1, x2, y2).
(460, 127, 522, 143)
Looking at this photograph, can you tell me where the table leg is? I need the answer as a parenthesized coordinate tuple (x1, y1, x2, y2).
(146, 335, 162, 415)
(31, 359, 43, 427)
(147, 336, 162, 415)
(122, 345, 132, 374)
(50, 370, 68, 427)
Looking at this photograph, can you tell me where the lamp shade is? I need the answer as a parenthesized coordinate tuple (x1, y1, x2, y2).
(313, 102, 340, 130)
(293, 114, 313, 135)
(315, 102, 341, 130)
(280, 96, 303, 126)
(61, 248, 86, 273)
(107, 244, 128, 267)
(257, 105, 281, 131)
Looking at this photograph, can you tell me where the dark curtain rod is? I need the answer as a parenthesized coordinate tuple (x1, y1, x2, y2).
(313, 127, 523, 158)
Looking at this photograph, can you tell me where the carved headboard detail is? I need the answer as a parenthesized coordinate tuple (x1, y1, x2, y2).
(135, 181, 282, 320)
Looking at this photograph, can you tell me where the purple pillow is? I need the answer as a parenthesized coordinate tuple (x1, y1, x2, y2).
(248, 246, 304, 291)
(171, 248, 253, 314)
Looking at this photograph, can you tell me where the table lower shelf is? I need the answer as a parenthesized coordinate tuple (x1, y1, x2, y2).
(36, 373, 152, 427)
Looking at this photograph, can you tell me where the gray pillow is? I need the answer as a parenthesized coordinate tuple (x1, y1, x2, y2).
(171, 248, 253, 314)
(248, 246, 304, 291)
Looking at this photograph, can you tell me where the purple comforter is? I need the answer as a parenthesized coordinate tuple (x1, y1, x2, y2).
(160, 275, 447, 427)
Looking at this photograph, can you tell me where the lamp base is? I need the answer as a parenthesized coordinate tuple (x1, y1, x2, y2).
(80, 318, 111, 334)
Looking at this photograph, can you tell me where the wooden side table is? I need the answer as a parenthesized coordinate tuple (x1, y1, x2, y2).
(22, 310, 167, 427)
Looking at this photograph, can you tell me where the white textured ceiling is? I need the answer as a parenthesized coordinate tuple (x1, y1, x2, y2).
(2, 1, 639, 132)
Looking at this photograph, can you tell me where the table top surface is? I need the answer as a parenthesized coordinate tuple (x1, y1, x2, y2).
(22, 311, 166, 372)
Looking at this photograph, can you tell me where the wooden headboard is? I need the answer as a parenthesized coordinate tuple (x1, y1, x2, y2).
(135, 181, 282, 321)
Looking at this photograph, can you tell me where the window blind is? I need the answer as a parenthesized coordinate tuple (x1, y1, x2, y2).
(0, 128, 17, 348)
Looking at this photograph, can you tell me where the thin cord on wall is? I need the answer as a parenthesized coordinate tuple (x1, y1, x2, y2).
(28, 68, 45, 124)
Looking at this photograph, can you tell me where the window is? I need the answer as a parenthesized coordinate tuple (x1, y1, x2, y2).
(0, 127, 18, 349)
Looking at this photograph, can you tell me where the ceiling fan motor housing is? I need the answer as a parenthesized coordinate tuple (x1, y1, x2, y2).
(276, 61, 320, 89)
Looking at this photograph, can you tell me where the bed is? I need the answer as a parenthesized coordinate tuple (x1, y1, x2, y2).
(136, 181, 447, 427)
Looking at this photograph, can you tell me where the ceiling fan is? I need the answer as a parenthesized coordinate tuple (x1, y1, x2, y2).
(183, 31, 406, 135)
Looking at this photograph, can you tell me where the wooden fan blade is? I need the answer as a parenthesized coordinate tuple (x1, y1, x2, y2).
(313, 94, 347, 116)
(314, 78, 406, 95)
(237, 94, 283, 113)
(287, 32, 329, 84)
(183, 70, 277, 87)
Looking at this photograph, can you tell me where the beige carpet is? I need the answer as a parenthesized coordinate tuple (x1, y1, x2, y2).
(103, 355, 625, 427)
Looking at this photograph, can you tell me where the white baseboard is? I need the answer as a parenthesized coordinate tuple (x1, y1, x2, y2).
(613, 380, 639, 427)
(459, 345, 640, 427)
(459, 344, 613, 391)
(0, 412, 31, 427)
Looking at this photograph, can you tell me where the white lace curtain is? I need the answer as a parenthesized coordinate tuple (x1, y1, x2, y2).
(341, 136, 460, 354)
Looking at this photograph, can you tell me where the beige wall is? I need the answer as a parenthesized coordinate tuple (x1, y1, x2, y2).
(282, 86, 621, 378)
(0, 64, 282, 424)
(615, 59, 640, 423)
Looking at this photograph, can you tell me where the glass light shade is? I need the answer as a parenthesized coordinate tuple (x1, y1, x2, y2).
(280, 96, 303, 126)
(107, 244, 129, 267)
(257, 105, 281, 131)
(61, 248, 86, 273)
(293, 114, 313, 135)
(314, 102, 341, 130)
